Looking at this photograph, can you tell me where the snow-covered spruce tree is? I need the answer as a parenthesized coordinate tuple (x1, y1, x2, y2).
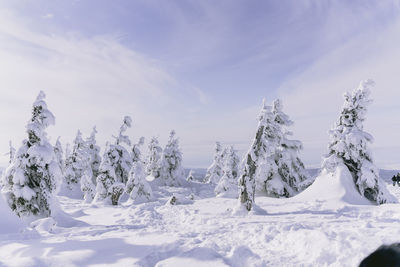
(186, 170, 195, 182)
(86, 126, 101, 185)
(126, 160, 153, 203)
(2, 91, 61, 218)
(238, 100, 273, 211)
(132, 137, 145, 164)
(215, 145, 240, 197)
(54, 137, 64, 174)
(6, 141, 16, 164)
(260, 99, 309, 197)
(94, 116, 133, 205)
(63, 130, 91, 197)
(145, 137, 162, 179)
(159, 130, 185, 186)
(322, 80, 393, 204)
(204, 142, 225, 184)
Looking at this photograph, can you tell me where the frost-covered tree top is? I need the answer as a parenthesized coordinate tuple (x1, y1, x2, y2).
(26, 91, 55, 146)
(132, 136, 145, 163)
(323, 80, 394, 204)
(114, 116, 132, 146)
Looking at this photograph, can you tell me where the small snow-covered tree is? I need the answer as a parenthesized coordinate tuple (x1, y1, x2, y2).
(323, 80, 393, 204)
(215, 145, 240, 197)
(81, 171, 95, 203)
(2, 91, 61, 218)
(159, 130, 185, 186)
(145, 137, 162, 179)
(204, 142, 225, 184)
(54, 137, 64, 174)
(86, 126, 101, 184)
(186, 170, 195, 182)
(94, 116, 133, 205)
(238, 100, 273, 211)
(6, 141, 16, 164)
(126, 160, 153, 203)
(63, 130, 91, 197)
(132, 137, 145, 164)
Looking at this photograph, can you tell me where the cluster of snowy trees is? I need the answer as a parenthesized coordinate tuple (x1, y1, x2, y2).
(239, 79, 394, 211)
(204, 142, 240, 197)
(1, 91, 187, 219)
(1, 79, 395, 219)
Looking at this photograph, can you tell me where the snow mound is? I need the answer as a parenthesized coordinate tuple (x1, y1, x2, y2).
(294, 164, 372, 206)
(0, 194, 25, 235)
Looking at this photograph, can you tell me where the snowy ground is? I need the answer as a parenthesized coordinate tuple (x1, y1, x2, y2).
(1, 170, 400, 266)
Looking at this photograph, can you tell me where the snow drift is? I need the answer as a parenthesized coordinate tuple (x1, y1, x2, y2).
(294, 164, 373, 206)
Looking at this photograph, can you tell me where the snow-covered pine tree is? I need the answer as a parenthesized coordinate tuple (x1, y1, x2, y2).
(215, 145, 240, 197)
(204, 142, 225, 184)
(2, 91, 61, 218)
(94, 116, 133, 205)
(54, 137, 64, 174)
(238, 100, 273, 211)
(86, 126, 101, 185)
(145, 137, 162, 179)
(159, 130, 185, 186)
(186, 170, 195, 182)
(261, 99, 309, 197)
(132, 137, 145, 164)
(6, 141, 16, 164)
(126, 160, 153, 203)
(63, 130, 91, 198)
(322, 80, 393, 204)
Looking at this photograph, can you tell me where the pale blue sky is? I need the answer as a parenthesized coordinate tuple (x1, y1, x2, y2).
(1, 1, 400, 168)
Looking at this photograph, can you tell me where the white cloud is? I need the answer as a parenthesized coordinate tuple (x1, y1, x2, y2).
(0, 9, 192, 166)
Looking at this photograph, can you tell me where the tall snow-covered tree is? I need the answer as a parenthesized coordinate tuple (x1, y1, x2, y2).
(86, 126, 101, 184)
(63, 130, 91, 198)
(259, 99, 309, 197)
(1, 91, 61, 218)
(145, 137, 162, 179)
(132, 137, 145, 164)
(159, 130, 185, 186)
(238, 100, 273, 211)
(204, 142, 225, 184)
(215, 145, 240, 197)
(322, 80, 393, 204)
(94, 116, 133, 205)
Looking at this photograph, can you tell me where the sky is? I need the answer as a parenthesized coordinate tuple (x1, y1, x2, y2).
(1, 0, 400, 168)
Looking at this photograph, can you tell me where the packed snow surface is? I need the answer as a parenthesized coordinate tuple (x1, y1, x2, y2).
(1, 171, 400, 266)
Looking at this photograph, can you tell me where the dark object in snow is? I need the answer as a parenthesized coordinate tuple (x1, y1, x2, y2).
(392, 173, 400, 187)
(360, 243, 400, 267)
(168, 195, 178, 205)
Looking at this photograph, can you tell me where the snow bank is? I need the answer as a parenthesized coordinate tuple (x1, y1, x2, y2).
(294, 164, 372, 206)
(0, 194, 25, 235)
